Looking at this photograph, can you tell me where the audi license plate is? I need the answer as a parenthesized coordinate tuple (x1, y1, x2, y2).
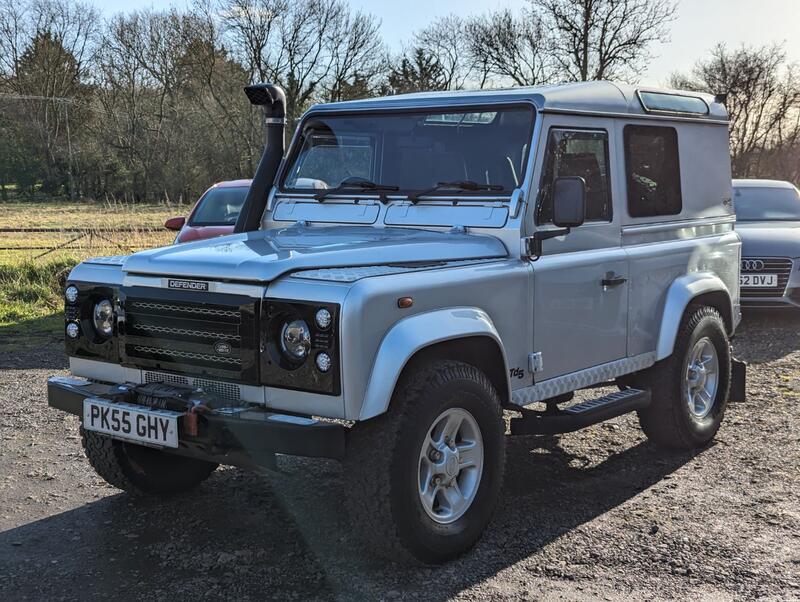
(83, 398, 181, 448)
(740, 274, 778, 288)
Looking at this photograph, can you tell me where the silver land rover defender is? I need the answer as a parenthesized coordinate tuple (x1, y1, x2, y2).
(49, 82, 746, 564)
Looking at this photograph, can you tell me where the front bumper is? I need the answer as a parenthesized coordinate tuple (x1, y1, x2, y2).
(48, 377, 346, 465)
(740, 287, 800, 309)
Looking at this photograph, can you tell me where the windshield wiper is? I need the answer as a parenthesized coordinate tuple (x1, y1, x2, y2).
(314, 177, 400, 203)
(408, 180, 505, 204)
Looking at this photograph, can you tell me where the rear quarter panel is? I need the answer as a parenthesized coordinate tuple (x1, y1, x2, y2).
(624, 229, 741, 357)
(617, 119, 739, 356)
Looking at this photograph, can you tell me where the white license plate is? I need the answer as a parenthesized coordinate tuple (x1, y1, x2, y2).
(83, 398, 181, 448)
(740, 274, 778, 288)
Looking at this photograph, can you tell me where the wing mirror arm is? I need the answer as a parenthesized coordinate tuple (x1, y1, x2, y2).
(522, 228, 570, 260)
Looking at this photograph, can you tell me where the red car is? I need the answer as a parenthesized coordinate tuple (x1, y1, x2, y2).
(164, 179, 251, 243)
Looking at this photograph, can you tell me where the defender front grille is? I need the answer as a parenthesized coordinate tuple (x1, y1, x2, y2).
(144, 371, 242, 402)
(128, 301, 239, 318)
(132, 345, 242, 366)
(121, 289, 258, 383)
(741, 257, 793, 298)
(133, 323, 241, 341)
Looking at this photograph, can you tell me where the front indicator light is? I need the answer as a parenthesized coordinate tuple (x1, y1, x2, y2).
(66, 322, 80, 339)
(315, 308, 332, 330)
(65, 285, 79, 304)
(93, 299, 114, 337)
(315, 352, 332, 373)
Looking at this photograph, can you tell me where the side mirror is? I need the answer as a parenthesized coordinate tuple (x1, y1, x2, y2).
(164, 216, 186, 231)
(552, 176, 586, 228)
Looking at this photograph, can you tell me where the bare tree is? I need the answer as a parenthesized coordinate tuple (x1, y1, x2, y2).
(671, 43, 800, 178)
(220, 0, 364, 123)
(187, 1, 261, 173)
(465, 7, 557, 88)
(533, 0, 676, 82)
(94, 10, 186, 200)
(0, 0, 99, 197)
(413, 15, 473, 90)
(325, 9, 384, 102)
(0, 0, 28, 79)
(217, 0, 287, 83)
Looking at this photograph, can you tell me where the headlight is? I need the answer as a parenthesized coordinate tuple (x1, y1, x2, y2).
(93, 299, 114, 337)
(263, 300, 339, 395)
(280, 319, 311, 360)
(65, 285, 79, 304)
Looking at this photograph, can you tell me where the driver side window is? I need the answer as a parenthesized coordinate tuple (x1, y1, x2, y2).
(536, 129, 612, 224)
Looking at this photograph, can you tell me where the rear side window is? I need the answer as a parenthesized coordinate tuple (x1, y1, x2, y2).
(537, 129, 612, 223)
(624, 125, 682, 218)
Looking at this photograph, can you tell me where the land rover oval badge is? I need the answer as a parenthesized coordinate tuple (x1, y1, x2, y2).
(214, 341, 232, 355)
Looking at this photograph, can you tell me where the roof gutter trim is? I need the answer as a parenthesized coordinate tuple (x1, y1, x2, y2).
(538, 107, 729, 125)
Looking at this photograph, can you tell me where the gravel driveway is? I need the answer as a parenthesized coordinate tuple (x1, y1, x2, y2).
(1, 312, 798, 601)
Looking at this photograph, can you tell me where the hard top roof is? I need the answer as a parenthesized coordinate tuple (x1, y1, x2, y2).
(308, 81, 727, 122)
(212, 179, 252, 188)
(733, 179, 798, 189)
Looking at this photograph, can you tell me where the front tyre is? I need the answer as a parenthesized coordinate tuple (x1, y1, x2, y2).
(636, 305, 731, 450)
(81, 428, 218, 495)
(345, 361, 505, 564)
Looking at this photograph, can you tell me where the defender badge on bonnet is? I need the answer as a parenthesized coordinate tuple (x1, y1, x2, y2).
(168, 279, 209, 291)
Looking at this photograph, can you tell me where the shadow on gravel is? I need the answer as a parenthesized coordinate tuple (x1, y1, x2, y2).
(0, 435, 699, 600)
(0, 468, 342, 601)
(735, 309, 800, 363)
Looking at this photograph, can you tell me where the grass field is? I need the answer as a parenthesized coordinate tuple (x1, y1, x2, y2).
(0, 199, 176, 264)
(0, 199, 179, 350)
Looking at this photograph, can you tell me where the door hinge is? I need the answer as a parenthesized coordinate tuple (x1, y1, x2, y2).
(528, 352, 544, 373)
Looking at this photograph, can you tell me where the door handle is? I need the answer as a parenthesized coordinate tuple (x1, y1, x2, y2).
(601, 275, 627, 287)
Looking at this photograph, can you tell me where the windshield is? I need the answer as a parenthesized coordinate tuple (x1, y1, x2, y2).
(190, 186, 249, 226)
(281, 105, 535, 196)
(734, 186, 800, 221)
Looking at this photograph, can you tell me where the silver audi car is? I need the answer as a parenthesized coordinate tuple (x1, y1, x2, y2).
(734, 179, 800, 308)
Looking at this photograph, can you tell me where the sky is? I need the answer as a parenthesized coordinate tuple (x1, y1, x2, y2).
(97, 0, 800, 86)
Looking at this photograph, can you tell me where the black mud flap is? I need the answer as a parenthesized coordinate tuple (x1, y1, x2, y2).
(730, 358, 747, 403)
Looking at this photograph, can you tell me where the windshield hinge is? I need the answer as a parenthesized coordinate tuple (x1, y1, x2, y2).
(508, 189, 524, 218)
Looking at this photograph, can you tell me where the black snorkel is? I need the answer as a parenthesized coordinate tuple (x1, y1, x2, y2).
(234, 84, 287, 233)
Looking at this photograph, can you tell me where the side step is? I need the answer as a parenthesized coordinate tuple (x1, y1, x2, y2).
(510, 388, 651, 436)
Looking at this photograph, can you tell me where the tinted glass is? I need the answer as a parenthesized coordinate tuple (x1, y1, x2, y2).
(639, 91, 709, 115)
(734, 186, 800, 221)
(190, 186, 248, 225)
(537, 129, 611, 223)
(282, 106, 535, 194)
(624, 125, 682, 218)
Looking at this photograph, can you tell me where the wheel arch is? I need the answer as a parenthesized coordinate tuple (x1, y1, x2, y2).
(357, 308, 511, 421)
(656, 273, 733, 361)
